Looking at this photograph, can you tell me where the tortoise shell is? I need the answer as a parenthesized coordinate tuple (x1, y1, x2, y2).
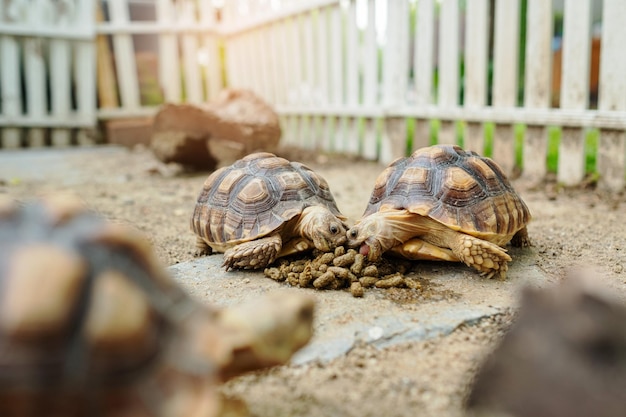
(191, 152, 345, 246)
(0, 195, 314, 416)
(363, 145, 531, 239)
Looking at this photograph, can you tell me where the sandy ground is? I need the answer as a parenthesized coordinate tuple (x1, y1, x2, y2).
(2, 144, 625, 417)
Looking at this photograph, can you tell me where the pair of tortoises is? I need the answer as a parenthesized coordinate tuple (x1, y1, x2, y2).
(191, 145, 531, 279)
(0, 195, 314, 417)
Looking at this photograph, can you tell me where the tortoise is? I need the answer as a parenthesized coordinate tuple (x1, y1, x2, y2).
(0, 194, 314, 417)
(191, 152, 348, 270)
(346, 145, 531, 279)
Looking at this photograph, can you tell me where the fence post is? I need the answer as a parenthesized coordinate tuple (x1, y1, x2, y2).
(598, 0, 626, 191)
(412, 0, 435, 153)
(464, 0, 490, 155)
(381, 0, 409, 164)
(0, 29, 21, 148)
(362, 0, 379, 160)
(523, 0, 553, 183)
(109, 0, 140, 110)
(437, 0, 459, 145)
(557, 0, 592, 186)
(492, 0, 520, 176)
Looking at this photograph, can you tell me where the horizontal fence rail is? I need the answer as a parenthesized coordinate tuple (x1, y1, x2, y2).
(0, 0, 625, 191)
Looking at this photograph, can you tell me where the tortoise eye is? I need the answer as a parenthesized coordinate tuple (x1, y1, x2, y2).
(330, 225, 338, 234)
(349, 229, 358, 238)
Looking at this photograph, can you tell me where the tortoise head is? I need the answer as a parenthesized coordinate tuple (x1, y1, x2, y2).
(299, 206, 348, 252)
(346, 211, 409, 261)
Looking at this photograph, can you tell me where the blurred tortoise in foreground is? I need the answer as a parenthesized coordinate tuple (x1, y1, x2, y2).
(347, 145, 531, 279)
(191, 152, 348, 270)
(0, 195, 314, 417)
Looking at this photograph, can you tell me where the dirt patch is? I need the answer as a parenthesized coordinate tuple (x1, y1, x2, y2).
(2, 145, 625, 417)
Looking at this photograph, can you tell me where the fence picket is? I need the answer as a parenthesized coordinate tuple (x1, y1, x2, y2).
(437, 0, 459, 145)
(109, 0, 140, 110)
(0, 34, 22, 148)
(492, 0, 520, 175)
(412, 0, 435, 153)
(598, 0, 626, 190)
(199, 0, 221, 100)
(381, 0, 409, 162)
(523, 0, 553, 183)
(344, 2, 360, 155)
(464, 0, 489, 154)
(557, 0, 592, 186)
(181, 1, 203, 103)
(330, 4, 345, 152)
(362, 0, 378, 159)
(157, 0, 181, 102)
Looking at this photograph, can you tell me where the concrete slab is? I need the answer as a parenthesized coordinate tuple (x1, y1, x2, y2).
(169, 247, 550, 365)
(0, 146, 129, 184)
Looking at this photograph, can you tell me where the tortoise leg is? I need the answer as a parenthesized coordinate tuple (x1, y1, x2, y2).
(278, 237, 314, 258)
(194, 236, 213, 257)
(222, 235, 282, 270)
(444, 232, 512, 279)
(389, 238, 460, 262)
(510, 226, 531, 248)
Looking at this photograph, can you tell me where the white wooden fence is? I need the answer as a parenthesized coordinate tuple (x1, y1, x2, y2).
(1, 0, 626, 191)
(0, 0, 95, 147)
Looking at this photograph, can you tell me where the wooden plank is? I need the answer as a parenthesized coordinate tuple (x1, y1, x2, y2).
(329, 5, 345, 152)
(438, 0, 459, 109)
(413, 119, 431, 152)
(157, 0, 181, 102)
(344, 1, 360, 155)
(96, 1, 119, 109)
(0, 34, 22, 148)
(24, 37, 47, 147)
(522, 0, 552, 182)
(491, 0, 520, 175)
(414, 0, 435, 106)
(260, 25, 275, 104)
(75, 40, 98, 145)
(269, 22, 285, 105)
(109, 0, 141, 110)
(362, 0, 378, 159)
(199, 0, 221, 100)
(180, 0, 203, 103)
(316, 7, 332, 152)
(50, 37, 72, 147)
(464, 0, 489, 153)
(74, 0, 97, 146)
(599, 0, 626, 190)
(303, 11, 316, 106)
(291, 16, 304, 107)
(558, 0, 592, 185)
(381, 0, 409, 162)
(363, 118, 378, 160)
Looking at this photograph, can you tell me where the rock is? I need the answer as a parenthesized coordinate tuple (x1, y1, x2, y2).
(151, 89, 281, 170)
(467, 270, 626, 417)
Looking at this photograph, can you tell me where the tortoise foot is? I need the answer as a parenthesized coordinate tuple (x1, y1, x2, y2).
(194, 236, 213, 257)
(454, 235, 512, 279)
(223, 235, 282, 270)
(511, 227, 532, 248)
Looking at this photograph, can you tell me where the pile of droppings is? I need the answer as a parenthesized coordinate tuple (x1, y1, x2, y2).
(264, 246, 419, 297)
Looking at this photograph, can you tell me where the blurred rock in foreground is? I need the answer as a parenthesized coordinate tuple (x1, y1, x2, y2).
(467, 270, 626, 417)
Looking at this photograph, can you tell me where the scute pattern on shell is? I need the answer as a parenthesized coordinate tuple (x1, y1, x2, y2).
(363, 145, 531, 236)
(191, 152, 344, 245)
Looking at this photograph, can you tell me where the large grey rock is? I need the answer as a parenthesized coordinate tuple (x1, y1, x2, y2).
(169, 247, 548, 365)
